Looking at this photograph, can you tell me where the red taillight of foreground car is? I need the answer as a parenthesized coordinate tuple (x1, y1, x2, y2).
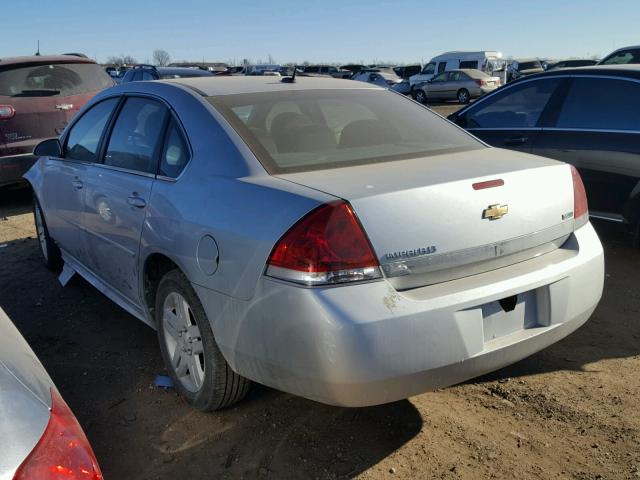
(13, 389, 103, 480)
(474, 79, 486, 86)
(0, 105, 16, 120)
(571, 165, 589, 229)
(266, 201, 382, 285)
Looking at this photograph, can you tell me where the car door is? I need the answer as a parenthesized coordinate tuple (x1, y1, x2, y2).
(530, 76, 640, 223)
(82, 96, 169, 302)
(452, 77, 564, 153)
(426, 72, 449, 99)
(39, 97, 119, 263)
(444, 71, 464, 99)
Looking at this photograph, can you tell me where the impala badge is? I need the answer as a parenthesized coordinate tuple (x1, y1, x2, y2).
(483, 204, 508, 220)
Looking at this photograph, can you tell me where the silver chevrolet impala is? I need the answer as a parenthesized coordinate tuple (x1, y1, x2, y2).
(25, 76, 604, 410)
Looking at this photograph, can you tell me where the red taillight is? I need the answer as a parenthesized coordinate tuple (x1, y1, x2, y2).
(571, 166, 588, 229)
(0, 105, 16, 120)
(266, 201, 381, 285)
(474, 79, 486, 86)
(13, 389, 103, 480)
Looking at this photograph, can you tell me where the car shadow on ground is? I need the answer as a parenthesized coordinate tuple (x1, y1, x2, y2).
(0, 185, 32, 218)
(0, 219, 637, 478)
(0, 237, 422, 479)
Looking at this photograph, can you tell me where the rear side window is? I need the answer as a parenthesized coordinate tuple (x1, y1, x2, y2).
(464, 78, 561, 128)
(0, 63, 113, 97)
(555, 78, 640, 131)
(104, 97, 168, 173)
(459, 61, 478, 69)
(208, 89, 483, 174)
(159, 120, 190, 178)
(65, 98, 119, 162)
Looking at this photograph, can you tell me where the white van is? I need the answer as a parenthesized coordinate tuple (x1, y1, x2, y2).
(409, 51, 505, 88)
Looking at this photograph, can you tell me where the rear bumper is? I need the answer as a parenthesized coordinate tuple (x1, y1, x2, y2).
(0, 153, 36, 187)
(195, 223, 604, 407)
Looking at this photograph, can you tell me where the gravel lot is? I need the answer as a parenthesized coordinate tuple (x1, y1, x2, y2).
(0, 104, 638, 479)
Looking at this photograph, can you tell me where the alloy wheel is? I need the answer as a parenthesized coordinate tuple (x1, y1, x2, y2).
(162, 292, 205, 393)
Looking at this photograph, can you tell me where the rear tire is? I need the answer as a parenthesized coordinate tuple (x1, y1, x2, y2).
(457, 88, 470, 104)
(33, 198, 63, 272)
(155, 269, 250, 411)
(414, 89, 427, 104)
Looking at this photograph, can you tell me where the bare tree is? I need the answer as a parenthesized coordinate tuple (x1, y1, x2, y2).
(122, 55, 137, 65)
(106, 55, 123, 67)
(153, 49, 171, 66)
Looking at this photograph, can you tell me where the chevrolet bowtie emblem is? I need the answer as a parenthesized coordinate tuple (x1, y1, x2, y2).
(483, 203, 508, 220)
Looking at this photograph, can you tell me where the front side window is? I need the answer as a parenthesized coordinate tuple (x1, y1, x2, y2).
(555, 78, 640, 131)
(432, 73, 448, 82)
(104, 97, 168, 173)
(65, 98, 119, 162)
(464, 78, 561, 128)
(437, 62, 447, 74)
(0, 63, 114, 97)
(208, 89, 483, 174)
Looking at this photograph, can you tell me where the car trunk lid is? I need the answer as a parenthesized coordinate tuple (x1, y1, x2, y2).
(277, 148, 575, 290)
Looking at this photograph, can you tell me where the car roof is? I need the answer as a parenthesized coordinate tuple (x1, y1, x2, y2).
(456, 69, 491, 77)
(517, 64, 640, 82)
(0, 54, 96, 69)
(165, 75, 383, 96)
(157, 67, 213, 76)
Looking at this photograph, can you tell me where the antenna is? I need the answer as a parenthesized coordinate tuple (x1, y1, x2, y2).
(35, 40, 40, 56)
(281, 65, 297, 83)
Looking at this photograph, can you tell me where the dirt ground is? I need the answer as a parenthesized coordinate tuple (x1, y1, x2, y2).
(1, 115, 639, 479)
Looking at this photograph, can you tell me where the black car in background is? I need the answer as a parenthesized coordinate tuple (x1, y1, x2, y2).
(121, 65, 213, 82)
(448, 65, 640, 243)
(546, 59, 598, 70)
(599, 46, 640, 65)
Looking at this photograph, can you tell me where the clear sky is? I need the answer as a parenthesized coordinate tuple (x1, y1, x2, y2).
(5, 0, 639, 65)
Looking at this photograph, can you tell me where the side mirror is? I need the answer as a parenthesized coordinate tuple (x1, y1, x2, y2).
(34, 138, 62, 157)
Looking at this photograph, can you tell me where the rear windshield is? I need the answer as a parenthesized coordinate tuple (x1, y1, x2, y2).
(518, 61, 542, 71)
(0, 62, 113, 97)
(600, 48, 640, 65)
(208, 89, 482, 174)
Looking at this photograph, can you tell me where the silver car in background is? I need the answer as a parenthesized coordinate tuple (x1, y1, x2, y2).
(0, 307, 102, 479)
(26, 76, 603, 410)
(352, 68, 403, 88)
(413, 69, 501, 104)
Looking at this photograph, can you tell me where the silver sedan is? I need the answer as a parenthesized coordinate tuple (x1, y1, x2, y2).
(413, 69, 501, 104)
(0, 307, 102, 479)
(26, 76, 603, 410)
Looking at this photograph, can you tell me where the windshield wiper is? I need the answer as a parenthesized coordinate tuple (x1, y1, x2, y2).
(12, 89, 61, 97)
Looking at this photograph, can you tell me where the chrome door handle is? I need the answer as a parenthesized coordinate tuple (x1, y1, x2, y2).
(127, 195, 146, 208)
(504, 136, 528, 146)
(72, 180, 83, 190)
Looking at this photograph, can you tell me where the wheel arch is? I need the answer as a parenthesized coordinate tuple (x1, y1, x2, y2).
(141, 252, 187, 325)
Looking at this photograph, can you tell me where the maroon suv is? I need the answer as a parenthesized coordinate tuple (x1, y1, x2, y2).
(0, 55, 114, 187)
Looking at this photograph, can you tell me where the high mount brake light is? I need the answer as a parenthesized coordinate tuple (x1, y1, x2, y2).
(13, 389, 103, 480)
(571, 165, 589, 229)
(266, 201, 382, 286)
